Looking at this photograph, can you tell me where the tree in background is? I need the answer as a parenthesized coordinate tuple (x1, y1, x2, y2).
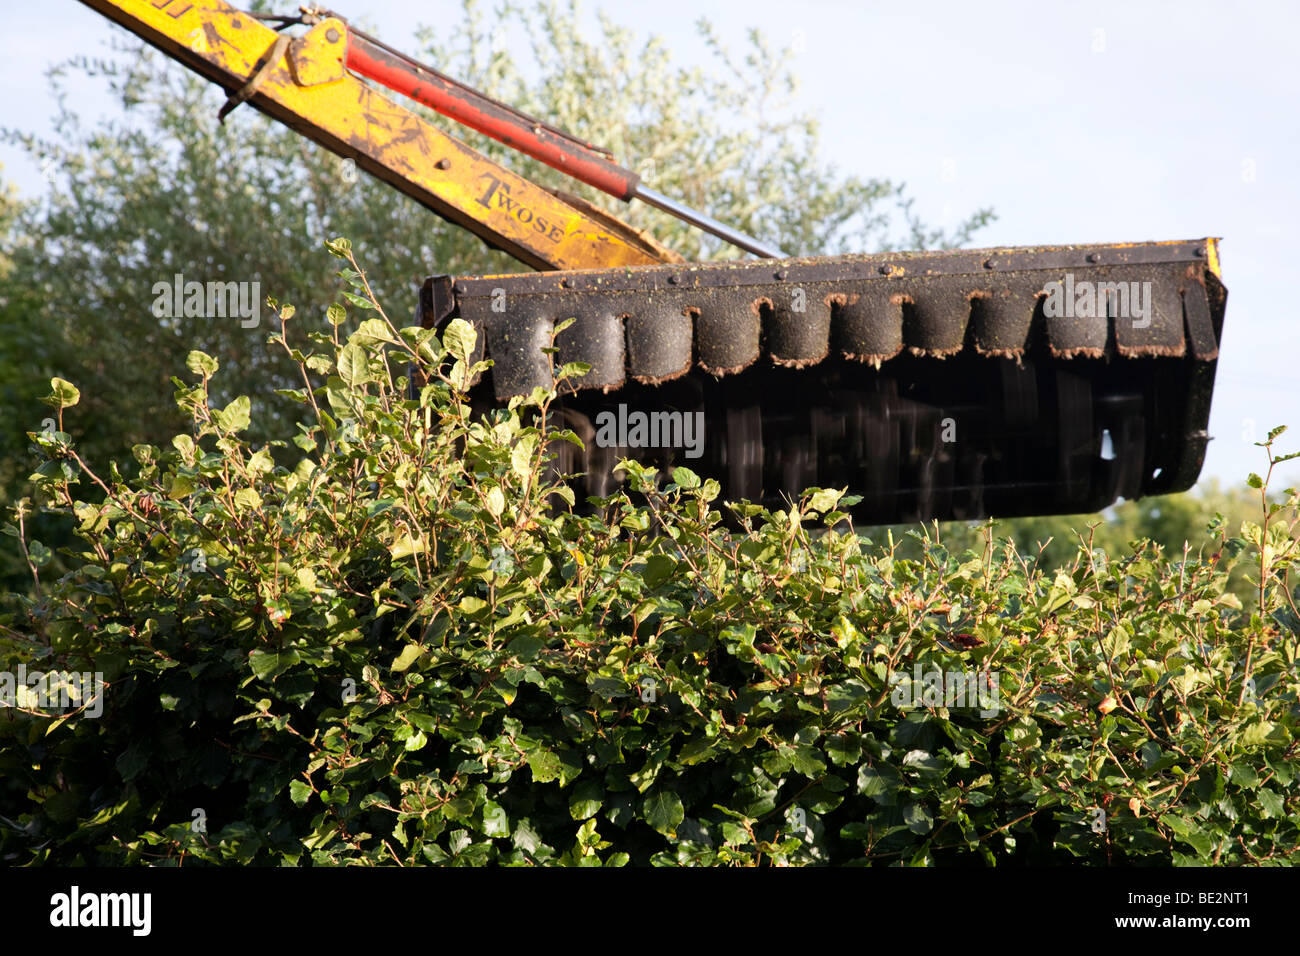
(861, 477, 1277, 608)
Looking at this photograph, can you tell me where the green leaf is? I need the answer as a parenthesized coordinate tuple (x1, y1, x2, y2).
(642, 791, 684, 837)
(115, 744, 148, 783)
(247, 449, 274, 474)
(569, 780, 603, 821)
(43, 377, 81, 409)
(511, 435, 538, 481)
(1240, 720, 1276, 748)
(482, 801, 510, 837)
(507, 634, 545, 662)
(1257, 788, 1285, 818)
(513, 820, 543, 854)
(825, 734, 862, 766)
(807, 487, 843, 513)
(389, 531, 425, 560)
(391, 644, 425, 673)
(172, 434, 195, 460)
(186, 350, 219, 377)
(1177, 827, 1214, 859)
(352, 319, 394, 348)
(289, 781, 312, 806)
(342, 291, 377, 310)
(791, 745, 827, 778)
(167, 474, 196, 500)
(528, 749, 561, 784)
(337, 343, 370, 387)
(1229, 761, 1259, 789)
(587, 674, 629, 699)
(857, 763, 901, 805)
(642, 554, 678, 588)
(670, 467, 700, 490)
(233, 488, 261, 511)
(249, 649, 299, 681)
(903, 802, 934, 835)
(216, 396, 251, 433)
(443, 318, 478, 364)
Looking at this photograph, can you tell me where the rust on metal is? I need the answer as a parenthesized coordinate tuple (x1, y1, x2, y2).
(428, 238, 1224, 399)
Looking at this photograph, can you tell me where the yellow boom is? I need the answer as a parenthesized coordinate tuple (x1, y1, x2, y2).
(78, 0, 676, 271)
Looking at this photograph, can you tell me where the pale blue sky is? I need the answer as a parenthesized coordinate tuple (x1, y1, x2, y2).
(3, 1, 1297, 489)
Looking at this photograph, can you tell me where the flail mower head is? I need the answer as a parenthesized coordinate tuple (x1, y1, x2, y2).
(423, 238, 1225, 525)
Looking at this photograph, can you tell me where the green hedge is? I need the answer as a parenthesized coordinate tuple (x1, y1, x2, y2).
(3, 243, 1298, 865)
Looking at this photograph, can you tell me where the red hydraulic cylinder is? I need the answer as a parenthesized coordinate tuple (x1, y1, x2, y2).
(344, 35, 640, 201)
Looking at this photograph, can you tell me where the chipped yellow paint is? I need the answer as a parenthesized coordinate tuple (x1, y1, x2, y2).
(78, 0, 671, 271)
(287, 19, 348, 87)
(1099, 238, 1222, 278)
(1203, 237, 1221, 279)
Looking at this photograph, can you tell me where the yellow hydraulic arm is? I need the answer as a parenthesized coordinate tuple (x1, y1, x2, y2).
(77, 0, 678, 271)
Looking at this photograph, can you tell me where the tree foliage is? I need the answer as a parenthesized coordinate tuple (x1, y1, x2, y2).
(2, 250, 1297, 866)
